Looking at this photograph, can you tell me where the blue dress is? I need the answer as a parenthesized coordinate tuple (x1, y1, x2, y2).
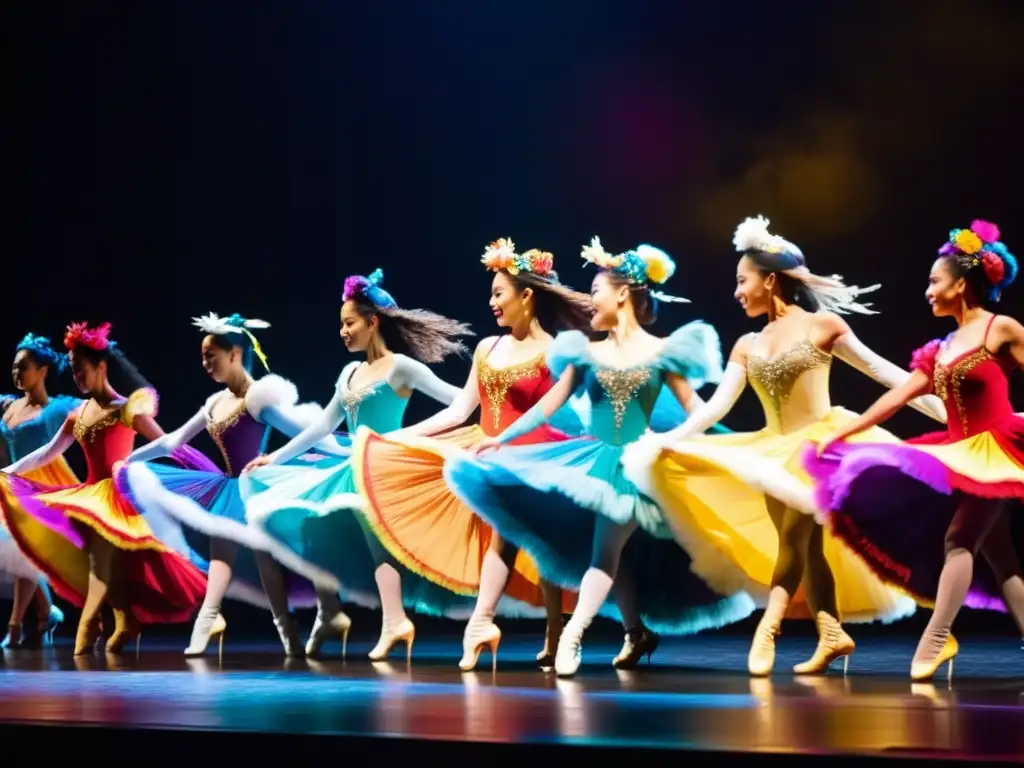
(443, 325, 757, 634)
(0, 394, 81, 594)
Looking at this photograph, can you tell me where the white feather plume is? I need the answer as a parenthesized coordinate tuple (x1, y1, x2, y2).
(192, 313, 271, 335)
(732, 215, 803, 258)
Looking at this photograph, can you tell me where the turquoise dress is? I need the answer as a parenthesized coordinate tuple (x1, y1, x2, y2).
(240, 363, 543, 619)
(443, 325, 757, 634)
(0, 394, 81, 593)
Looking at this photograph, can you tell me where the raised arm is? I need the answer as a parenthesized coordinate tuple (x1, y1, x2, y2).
(3, 418, 75, 474)
(388, 355, 462, 405)
(125, 407, 207, 463)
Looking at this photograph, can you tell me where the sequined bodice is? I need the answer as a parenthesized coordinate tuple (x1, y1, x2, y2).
(0, 395, 79, 466)
(339, 373, 408, 433)
(747, 339, 832, 434)
(206, 399, 269, 477)
(932, 346, 1014, 440)
(73, 407, 137, 483)
(476, 352, 558, 438)
(580, 362, 664, 446)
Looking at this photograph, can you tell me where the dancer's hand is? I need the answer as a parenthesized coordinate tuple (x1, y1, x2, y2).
(242, 454, 272, 474)
(474, 438, 502, 456)
(816, 433, 845, 458)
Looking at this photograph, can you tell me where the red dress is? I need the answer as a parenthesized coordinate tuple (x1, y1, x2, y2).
(352, 339, 581, 613)
(0, 389, 207, 623)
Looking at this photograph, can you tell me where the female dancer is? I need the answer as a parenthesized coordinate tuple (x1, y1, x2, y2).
(0, 322, 207, 655)
(622, 215, 944, 677)
(446, 236, 756, 677)
(805, 219, 1024, 680)
(351, 240, 595, 671)
(240, 269, 473, 659)
(0, 334, 79, 647)
(120, 313, 349, 656)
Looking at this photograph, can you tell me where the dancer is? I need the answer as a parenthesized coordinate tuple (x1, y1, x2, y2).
(445, 236, 756, 677)
(622, 215, 944, 677)
(0, 334, 80, 648)
(120, 312, 350, 657)
(240, 268, 473, 659)
(351, 240, 596, 672)
(805, 219, 1024, 680)
(0, 322, 207, 655)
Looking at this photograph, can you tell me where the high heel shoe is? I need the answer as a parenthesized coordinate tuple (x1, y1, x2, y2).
(305, 611, 352, 659)
(0, 622, 20, 649)
(73, 613, 104, 656)
(368, 618, 415, 662)
(106, 609, 142, 657)
(747, 589, 789, 677)
(612, 625, 660, 669)
(37, 605, 64, 646)
(910, 633, 958, 682)
(459, 619, 501, 672)
(185, 608, 227, 658)
(793, 612, 855, 675)
(536, 615, 563, 671)
(274, 613, 304, 657)
(554, 617, 588, 677)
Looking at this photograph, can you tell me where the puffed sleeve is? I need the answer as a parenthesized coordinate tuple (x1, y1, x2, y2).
(122, 387, 159, 425)
(659, 321, 725, 389)
(909, 338, 942, 388)
(546, 330, 590, 380)
(244, 374, 299, 420)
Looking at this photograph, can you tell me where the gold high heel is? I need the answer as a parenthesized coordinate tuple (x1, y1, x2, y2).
(459, 622, 501, 672)
(185, 612, 227, 659)
(106, 610, 142, 657)
(73, 613, 103, 656)
(910, 633, 958, 682)
(793, 612, 855, 675)
(305, 611, 352, 659)
(368, 618, 415, 662)
(748, 589, 790, 676)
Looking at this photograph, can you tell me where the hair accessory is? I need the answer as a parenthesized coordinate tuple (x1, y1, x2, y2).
(580, 236, 689, 303)
(939, 219, 1017, 300)
(16, 333, 68, 374)
(480, 238, 555, 277)
(192, 312, 272, 371)
(342, 268, 398, 309)
(733, 215, 879, 315)
(64, 321, 116, 352)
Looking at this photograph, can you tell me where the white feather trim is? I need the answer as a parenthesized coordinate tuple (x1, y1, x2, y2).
(245, 374, 299, 419)
(192, 313, 271, 335)
(286, 402, 326, 429)
(732, 214, 803, 258)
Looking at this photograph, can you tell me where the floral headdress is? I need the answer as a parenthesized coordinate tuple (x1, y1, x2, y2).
(480, 238, 556, 278)
(192, 312, 272, 371)
(64, 321, 116, 352)
(733, 214, 880, 315)
(342, 268, 398, 310)
(938, 219, 1017, 302)
(580, 236, 689, 304)
(16, 333, 68, 374)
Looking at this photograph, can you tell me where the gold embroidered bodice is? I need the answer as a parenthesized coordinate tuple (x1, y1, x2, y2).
(747, 339, 833, 434)
(477, 352, 546, 432)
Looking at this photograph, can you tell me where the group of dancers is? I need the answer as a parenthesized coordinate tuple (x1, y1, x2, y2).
(1, 215, 1022, 684)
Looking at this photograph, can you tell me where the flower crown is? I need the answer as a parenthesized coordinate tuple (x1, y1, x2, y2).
(16, 333, 68, 374)
(64, 321, 115, 352)
(580, 236, 688, 303)
(192, 312, 271, 371)
(939, 220, 1018, 295)
(342, 268, 398, 309)
(480, 238, 555, 277)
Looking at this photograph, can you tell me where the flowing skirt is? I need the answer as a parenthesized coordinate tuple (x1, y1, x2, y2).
(803, 414, 1024, 611)
(119, 461, 318, 610)
(239, 451, 500, 619)
(444, 435, 757, 634)
(0, 470, 207, 624)
(354, 425, 577, 616)
(622, 406, 918, 624)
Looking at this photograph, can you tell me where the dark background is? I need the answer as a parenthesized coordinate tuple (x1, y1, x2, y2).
(2, 0, 1023, 643)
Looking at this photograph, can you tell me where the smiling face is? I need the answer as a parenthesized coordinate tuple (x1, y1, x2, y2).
(489, 271, 531, 329)
(11, 350, 47, 392)
(734, 255, 775, 318)
(589, 271, 628, 331)
(340, 299, 376, 353)
(68, 349, 104, 394)
(925, 257, 966, 318)
(201, 335, 242, 383)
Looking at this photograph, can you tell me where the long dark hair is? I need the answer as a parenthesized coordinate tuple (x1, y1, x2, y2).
(346, 293, 473, 363)
(502, 269, 596, 336)
(64, 322, 151, 394)
(740, 248, 821, 312)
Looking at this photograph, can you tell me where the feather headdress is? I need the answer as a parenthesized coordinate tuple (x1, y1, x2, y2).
(192, 312, 271, 371)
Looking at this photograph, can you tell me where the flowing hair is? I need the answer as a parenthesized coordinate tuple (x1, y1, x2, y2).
(347, 293, 474, 363)
(504, 270, 597, 337)
(64, 321, 152, 393)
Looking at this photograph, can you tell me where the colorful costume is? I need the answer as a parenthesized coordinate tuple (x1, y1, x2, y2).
(0, 387, 207, 624)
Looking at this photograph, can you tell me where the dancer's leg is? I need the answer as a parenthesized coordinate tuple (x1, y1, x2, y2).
(364, 532, 412, 661)
(978, 507, 1024, 634)
(793, 522, 854, 674)
(253, 551, 302, 655)
(186, 538, 237, 655)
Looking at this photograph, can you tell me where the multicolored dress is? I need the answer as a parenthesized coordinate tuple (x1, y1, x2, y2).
(352, 337, 591, 615)
(0, 389, 207, 624)
(623, 329, 917, 623)
(118, 375, 344, 609)
(804, 315, 1024, 610)
(0, 394, 81, 592)
(442, 325, 757, 633)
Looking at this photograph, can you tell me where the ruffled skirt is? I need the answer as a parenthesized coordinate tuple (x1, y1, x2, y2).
(443, 435, 756, 634)
(622, 407, 917, 624)
(119, 461, 317, 610)
(803, 415, 1024, 611)
(354, 425, 575, 616)
(239, 451, 488, 619)
(0, 472, 207, 624)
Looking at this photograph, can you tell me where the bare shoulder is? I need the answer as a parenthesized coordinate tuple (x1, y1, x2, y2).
(729, 333, 756, 364)
(991, 314, 1024, 343)
(813, 310, 851, 336)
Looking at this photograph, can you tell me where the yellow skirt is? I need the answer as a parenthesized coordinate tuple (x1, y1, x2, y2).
(352, 425, 577, 614)
(624, 407, 917, 623)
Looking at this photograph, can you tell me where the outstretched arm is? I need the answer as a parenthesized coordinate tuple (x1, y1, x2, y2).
(125, 408, 207, 463)
(832, 330, 946, 423)
(259, 404, 349, 457)
(820, 369, 932, 451)
(3, 419, 75, 474)
(246, 388, 349, 469)
(397, 360, 481, 437)
(480, 365, 576, 450)
(388, 356, 462, 406)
